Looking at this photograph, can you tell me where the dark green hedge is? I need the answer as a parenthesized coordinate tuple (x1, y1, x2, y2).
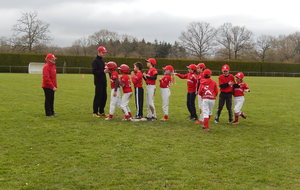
(0, 53, 299, 75)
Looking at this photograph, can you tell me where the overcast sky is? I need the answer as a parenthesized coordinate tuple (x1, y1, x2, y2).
(1, 0, 300, 47)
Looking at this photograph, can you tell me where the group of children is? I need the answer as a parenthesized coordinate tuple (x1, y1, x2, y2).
(102, 58, 250, 131)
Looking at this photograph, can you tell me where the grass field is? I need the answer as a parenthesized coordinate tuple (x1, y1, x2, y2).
(0, 73, 300, 190)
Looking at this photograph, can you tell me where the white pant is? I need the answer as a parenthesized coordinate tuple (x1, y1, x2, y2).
(202, 99, 215, 118)
(198, 95, 204, 121)
(120, 92, 132, 115)
(234, 96, 245, 115)
(161, 88, 170, 116)
(109, 89, 121, 115)
(146, 85, 156, 118)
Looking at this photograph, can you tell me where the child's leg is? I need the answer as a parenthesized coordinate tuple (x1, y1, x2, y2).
(148, 85, 156, 118)
(146, 85, 152, 118)
(198, 95, 203, 122)
(120, 92, 131, 116)
(161, 88, 170, 117)
(138, 88, 144, 117)
(202, 99, 210, 129)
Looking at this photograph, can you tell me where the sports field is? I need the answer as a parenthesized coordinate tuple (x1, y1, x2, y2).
(0, 73, 299, 189)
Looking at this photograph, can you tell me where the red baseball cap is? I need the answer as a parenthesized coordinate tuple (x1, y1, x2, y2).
(187, 64, 197, 71)
(197, 63, 206, 69)
(45, 53, 57, 60)
(146, 58, 157, 65)
(97, 46, 107, 53)
(163, 65, 174, 72)
(235, 72, 244, 79)
(203, 69, 212, 76)
(222, 64, 230, 71)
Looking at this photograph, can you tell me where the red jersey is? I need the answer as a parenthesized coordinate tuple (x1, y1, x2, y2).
(199, 78, 218, 100)
(218, 74, 235, 93)
(233, 82, 249, 97)
(110, 71, 119, 89)
(145, 67, 158, 85)
(159, 74, 172, 88)
(196, 72, 205, 93)
(177, 73, 197, 93)
(120, 74, 132, 93)
(42, 62, 57, 89)
(131, 71, 143, 88)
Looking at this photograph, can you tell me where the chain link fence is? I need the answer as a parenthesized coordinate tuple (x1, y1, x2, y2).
(0, 65, 300, 77)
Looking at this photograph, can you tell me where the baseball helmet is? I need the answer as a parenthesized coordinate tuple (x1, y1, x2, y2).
(106, 61, 117, 71)
(118, 64, 130, 74)
(235, 72, 244, 79)
(187, 64, 197, 71)
(163, 65, 174, 72)
(146, 58, 157, 65)
(222, 64, 230, 71)
(197, 63, 206, 69)
(97, 46, 107, 53)
(45, 53, 57, 60)
(203, 69, 212, 77)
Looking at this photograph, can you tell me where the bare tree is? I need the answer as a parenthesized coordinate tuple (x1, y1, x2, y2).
(12, 11, 50, 52)
(179, 22, 216, 59)
(256, 35, 273, 62)
(217, 23, 252, 60)
(88, 29, 119, 46)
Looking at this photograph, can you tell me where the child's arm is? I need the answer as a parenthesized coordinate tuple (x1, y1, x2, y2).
(176, 73, 188, 79)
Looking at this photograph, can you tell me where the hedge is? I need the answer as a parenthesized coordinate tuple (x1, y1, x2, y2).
(0, 53, 300, 75)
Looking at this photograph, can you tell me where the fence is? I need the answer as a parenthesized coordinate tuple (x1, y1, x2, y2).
(0, 65, 300, 77)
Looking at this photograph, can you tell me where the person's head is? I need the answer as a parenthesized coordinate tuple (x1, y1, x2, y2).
(105, 61, 117, 73)
(187, 64, 197, 73)
(197, 63, 206, 73)
(146, 58, 156, 68)
(222, 64, 230, 76)
(97, 46, 107, 57)
(163, 65, 174, 74)
(203, 69, 212, 78)
(45, 53, 57, 64)
(118, 64, 130, 74)
(134, 62, 143, 72)
(235, 72, 244, 83)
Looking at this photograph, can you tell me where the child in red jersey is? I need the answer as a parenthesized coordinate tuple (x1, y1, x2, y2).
(159, 65, 174, 121)
(119, 64, 133, 121)
(131, 62, 144, 119)
(176, 64, 198, 120)
(143, 58, 158, 121)
(195, 63, 207, 124)
(104, 61, 121, 120)
(199, 69, 218, 131)
(214, 64, 235, 124)
(232, 72, 250, 125)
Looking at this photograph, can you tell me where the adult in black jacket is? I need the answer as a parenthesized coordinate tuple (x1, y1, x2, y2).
(92, 46, 108, 117)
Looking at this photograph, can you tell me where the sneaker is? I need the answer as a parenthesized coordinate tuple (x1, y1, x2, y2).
(203, 128, 210, 132)
(105, 115, 113, 120)
(160, 117, 168, 121)
(240, 112, 247, 119)
(133, 116, 142, 120)
(93, 113, 100, 118)
(189, 117, 197, 121)
(98, 113, 107, 117)
(151, 117, 157, 121)
(194, 120, 203, 124)
(232, 121, 239, 125)
(214, 119, 219, 124)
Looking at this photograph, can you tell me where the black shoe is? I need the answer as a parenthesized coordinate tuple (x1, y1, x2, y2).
(134, 116, 142, 119)
(151, 117, 157, 121)
(214, 119, 219, 124)
(189, 117, 197, 121)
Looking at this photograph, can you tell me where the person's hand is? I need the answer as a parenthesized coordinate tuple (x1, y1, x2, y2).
(143, 72, 147, 77)
(113, 92, 117, 97)
(53, 87, 57, 91)
(131, 71, 135, 76)
(245, 89, 250, 92)
(228, 81, 234, 86)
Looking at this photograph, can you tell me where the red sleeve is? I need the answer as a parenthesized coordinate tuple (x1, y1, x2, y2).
(131, 75, 137, 84)
(43, 66, 54, 89)
(218, 75, 225, 85)
(176, 73, 188, 79)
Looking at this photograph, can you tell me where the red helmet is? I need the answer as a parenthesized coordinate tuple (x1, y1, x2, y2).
(197, 63, 206, 69)
(163, 65, 174, 72)
(235, 72, 244, 79)
(106, 61, 117, 71)
(203, 69, 212, 77)
(97, 46, 107, 53)
(118, 64, 130, 74)
(146, 58, 157, 65)
(222, 64, 230, 71)
(187, 64, 197, 71)
(45, 53, 57, 60)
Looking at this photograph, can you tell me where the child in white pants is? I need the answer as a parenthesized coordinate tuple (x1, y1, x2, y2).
(159, 65, 174, 121)
(195, 63, 207, 124)
(104, 62, 121, 120)
(232, 72, 250, 125)
(119, 64, 133, 120)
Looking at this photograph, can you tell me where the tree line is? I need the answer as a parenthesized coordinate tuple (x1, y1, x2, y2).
(1, 11, 300, 63)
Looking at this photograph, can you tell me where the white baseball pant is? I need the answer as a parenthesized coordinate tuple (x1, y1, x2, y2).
(202, 99, 216, 118)
(198, 95, 204, 121)
(109, 88, 121, 115)
(146, 85, 156, 118)
(161, 88, 170, 116)
(234, 96, 245, 115)
(120, 92, 132, 115)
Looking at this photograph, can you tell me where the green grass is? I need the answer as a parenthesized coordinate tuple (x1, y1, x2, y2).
(0, 73, 300, 190)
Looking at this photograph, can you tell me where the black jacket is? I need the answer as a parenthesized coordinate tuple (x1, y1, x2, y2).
(92, 56, 107, 86)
